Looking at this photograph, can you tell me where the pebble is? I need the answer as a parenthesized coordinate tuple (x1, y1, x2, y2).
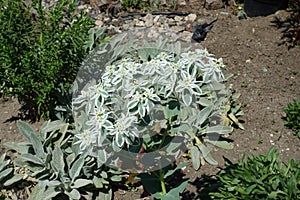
(95, 20, 103, 27)
(185, 13, 197, 22)
(143, 14, 154, 27)
(171, 25, 185, 32)
(42, 0, 223, 44)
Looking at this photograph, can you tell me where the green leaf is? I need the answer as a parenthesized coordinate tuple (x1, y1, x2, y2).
(197, 105, 213, 125)
(140, 173, 161, 195)
(205, 140, 233, 150)
(97, 189, 113, 200)
(197, 97, 212, 107)
(182, 88, 192, 106)
(170, 123, 191, 134)
(110, 175, 122, 182)
(268, 190, 286, 198)
(29, 185, 60, 200)
(69, 156, 85, 182)
(205, 125, 233, 134)
(197, 144, 218, 166)
(4, 142, 31, 154)
(0, 153, 6, 162)
(66, 189, 80, 200)
(209, 81, 225, 90)
(190, 145, 201, 170)
(29, 130, 46, 160)
(161, 180, 189, 200)
(93, 176, 104, 188)
(116, 132, 124, 147)
(97, 149, 107, 167)
(0, 159, 10, 172)
(0, 168, 13, 182)
(19, 154, 44, 165)
(72, 179, 93, 188)
(40, 120, 67, 136)
(164, 100, 180, 119)
(3, 174, 24, 186)
(17, 120, 36, 141)
(164, 163, 186, 179)
(52, 146, 65, 175)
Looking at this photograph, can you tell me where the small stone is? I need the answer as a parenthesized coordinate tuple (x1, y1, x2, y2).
(157, 16, 165, 24)
(186, 13, 197, 22)
(262, 67, 268, 72)
(171, 25, 185, 32)
(167, 18, 176, 26)
(136, 20, 145, 27)
(174, 16, 183, 22)
(95, 20, 103, 27)
(143, 13, 154, 27)
(77, 5, 89, 10)
(153, 15, 160, 23)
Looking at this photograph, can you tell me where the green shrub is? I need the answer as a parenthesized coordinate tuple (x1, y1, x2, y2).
(283, 98, 300, 138)
(0, 0, 94, 120)
(210, 148, 300, 199)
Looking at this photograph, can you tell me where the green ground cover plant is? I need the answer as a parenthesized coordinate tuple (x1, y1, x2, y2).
(283, 98, 300, 138)
(209, 147, 300, 199)
(0, 0, 94, 120)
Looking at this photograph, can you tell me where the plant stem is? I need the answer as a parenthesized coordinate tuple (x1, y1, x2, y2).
(160, 170, 167, 195)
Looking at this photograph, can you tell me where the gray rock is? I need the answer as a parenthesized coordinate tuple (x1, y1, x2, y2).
(143, 14, 154, 28)
(95, 19, 104, 27)
(171, 25, 185, 32)
(185, 13, 197, 22)
(174, 16, 183, 22)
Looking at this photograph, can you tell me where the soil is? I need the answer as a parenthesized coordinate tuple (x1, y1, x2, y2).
(1, 5, 299, 200)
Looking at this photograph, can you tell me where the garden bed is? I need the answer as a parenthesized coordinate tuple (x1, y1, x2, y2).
(0, 4, 299, 200)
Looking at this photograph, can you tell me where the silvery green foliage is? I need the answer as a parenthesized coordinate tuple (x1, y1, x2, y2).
(0, 153, 24, 188)
(73, 34, 242, 172)
(5, 120, 119, 199)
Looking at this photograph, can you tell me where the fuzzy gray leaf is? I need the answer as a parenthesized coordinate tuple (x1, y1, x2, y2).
(190, 145, 201, 170)
(66, 189, 81, 200)
(3, 174, 24, 186)
(69, 156, 85, 182)
(19, 154, 44, 165)
(96, 189, 112, 200)
(4, 142, 31, 154)
(197, 105, 213, 126)
(17, 120, 35, 141)
(0, 168, 13, 182)
(72, 178, 93, 188)
(52, 146, 65, 175)
(197, 144, 218, 166)
(205, 126, 233, 134)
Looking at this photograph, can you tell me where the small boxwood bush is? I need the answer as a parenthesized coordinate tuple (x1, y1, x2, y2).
(0, 0, 94, 120)
(209, 148, 300, 199)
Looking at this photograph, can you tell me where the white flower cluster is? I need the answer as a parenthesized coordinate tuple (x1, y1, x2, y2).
(73, 48, 226, 152)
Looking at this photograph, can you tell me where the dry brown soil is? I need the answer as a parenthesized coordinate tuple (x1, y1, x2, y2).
(0, 6, 299, 200)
